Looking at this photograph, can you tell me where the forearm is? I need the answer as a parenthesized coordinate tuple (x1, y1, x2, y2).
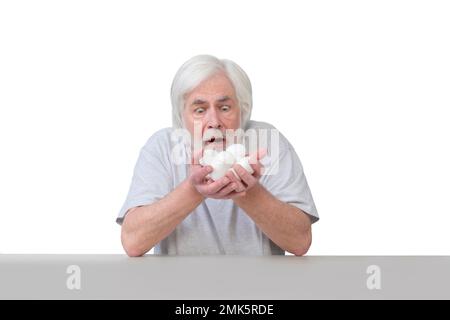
(121, 180, 204, 256)
(234, 184, 312, 256)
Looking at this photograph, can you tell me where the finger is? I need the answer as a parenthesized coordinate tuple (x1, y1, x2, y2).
(227, 166, 249, 189)
(251, 162, 264, 178)
(215, 182, 237, 198)
(204, 176, 231, 194)
(225, 170, 246, 192)
(227, 168, 240, 180)
(224, 191, 247, 199)
(248, 148, 267, 165)
(233, 163, 255, 187)
(191, 165, 213, 184)
(246, 148, 267, 178)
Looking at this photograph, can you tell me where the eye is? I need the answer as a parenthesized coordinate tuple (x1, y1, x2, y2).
(194, 107, 206, 114)
(220, 105, 231, 112)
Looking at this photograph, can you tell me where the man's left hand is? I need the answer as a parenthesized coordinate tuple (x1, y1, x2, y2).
(224, 148, 267, 197)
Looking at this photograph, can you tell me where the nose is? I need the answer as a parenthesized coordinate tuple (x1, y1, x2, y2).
(206, 108, 222, 129)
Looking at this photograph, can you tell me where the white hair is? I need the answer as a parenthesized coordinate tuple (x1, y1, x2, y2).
(170, 54, 253, 129)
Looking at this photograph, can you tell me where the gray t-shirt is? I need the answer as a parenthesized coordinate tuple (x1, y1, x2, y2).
(117, 120, 319, 255)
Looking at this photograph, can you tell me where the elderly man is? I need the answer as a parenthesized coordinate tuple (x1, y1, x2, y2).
(117, 55, 319, 256)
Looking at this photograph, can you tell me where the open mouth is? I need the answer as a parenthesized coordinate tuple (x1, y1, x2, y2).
(203, 129, 225, 145)
(205, 136, 224, 145)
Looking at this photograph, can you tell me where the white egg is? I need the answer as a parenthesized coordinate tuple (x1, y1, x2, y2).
(214, 151, 236, 166)
(209, 165, 230, 181)
(199, 149, 218, 166)
(226, 144, 246, 161)
(236, 157, 254, 174)
(209, 151, 235, 180)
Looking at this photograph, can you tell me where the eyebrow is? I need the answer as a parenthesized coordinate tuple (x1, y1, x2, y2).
(216, 96, 231, 103)
(191, 96, 232, 106)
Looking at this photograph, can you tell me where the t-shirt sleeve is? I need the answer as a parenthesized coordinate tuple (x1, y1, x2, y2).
(260, 137, 319, 224)
(116, 133, 173, 225)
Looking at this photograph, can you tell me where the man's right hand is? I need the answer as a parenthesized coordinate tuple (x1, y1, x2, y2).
(188, 150, 244, 199)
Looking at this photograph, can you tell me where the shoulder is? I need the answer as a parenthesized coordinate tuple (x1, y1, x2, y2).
(142, 127, 175, 154)
(144, 127, 173, 145)
(245, 120, 277, 131)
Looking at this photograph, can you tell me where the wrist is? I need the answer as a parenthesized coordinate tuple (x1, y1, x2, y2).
(183, 179, 205, 202)
(234, 182, 264, 205)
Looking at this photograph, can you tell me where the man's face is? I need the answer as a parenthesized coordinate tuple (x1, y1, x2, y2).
(182, 72, 241, 151)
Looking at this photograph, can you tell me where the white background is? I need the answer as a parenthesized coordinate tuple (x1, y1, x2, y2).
(1, 1, 449, 255)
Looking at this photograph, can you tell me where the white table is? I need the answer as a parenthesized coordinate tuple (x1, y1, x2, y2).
(1, 255, 449, 299)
